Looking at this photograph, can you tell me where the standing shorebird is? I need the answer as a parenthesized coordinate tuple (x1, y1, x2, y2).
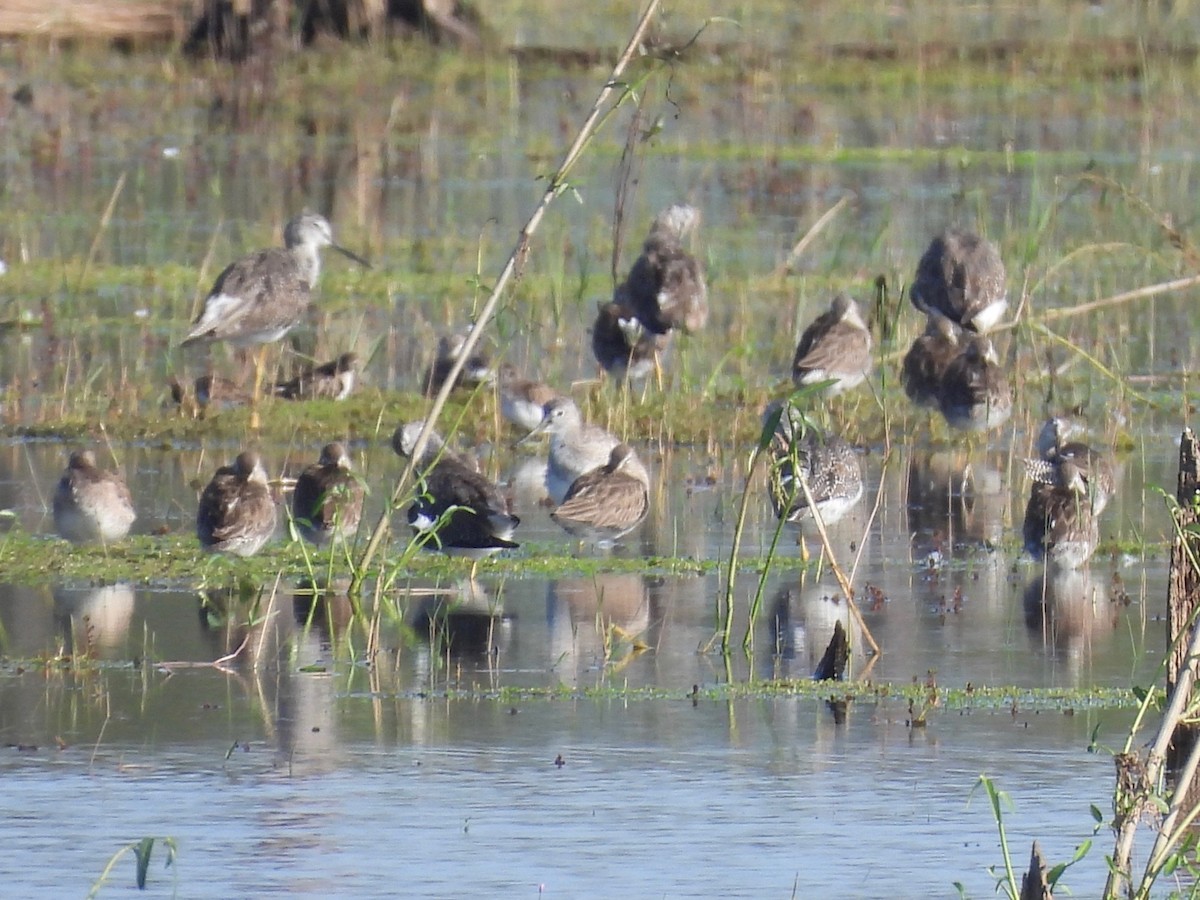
(53, 450, 137, 544)
(525, 397, 646, 505)
(180, 213, 369, 425)
(911, 228, 1007, 333)
(591, 300, 672, 383)
(615, 203, 708, 336)
(764, 402, 863, 527)
(291, 442, 365, 547)
(937, 335, 1013, 432)
(1032, 415, 1117, 516)
(423, 330, 493, 397)
(497, 363, 559, 433)
(1023, 457, 1100, 569)
(392, 421, 519, 558)
(551, 443, 651, 546)
(275, 352, 359, 401)
(791, 294, 873, 396)
(197, 450, 277, 557)
(901, 310, 964, 408)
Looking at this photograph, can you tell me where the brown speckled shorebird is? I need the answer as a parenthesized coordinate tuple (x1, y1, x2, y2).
(911, 228, 1007, 333)
(276, 352, 359, 401)
(53, 450, 137, 544)
(291, 442, 364, 547)
(180, 213, 369, 426)
(392, 421, 519, 559)
(197, 450, 277, 557)
(791, 294, 873, 396)
(551, 443, 651, 545)
(1031, 415, 1117, 516)
(615, 203, 708, 336)
(937, 335, 1013, 432)
(525, 397, 648, 505)
(497, 363, 559, 433)
(423, 330, 493, 397)
(591, 300, 672, 382)
(1023, 456, 1100, 569)
(764, 401, 864, 527)
(901, 310, 964, 408)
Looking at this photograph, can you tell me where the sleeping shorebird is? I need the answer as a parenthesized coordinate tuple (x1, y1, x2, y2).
(497, 363, 559, 433)
(614, 203, 708, 336)
(392, 421, 519, 559)
(52, 449, 137, 544)
(937, 334, 1012, 432)
(791, 294, 873, 396)
(423, 329, 493, 397)
(1023, 456, 1100, 569)
(551, 443, 651, 546)
(1031, 415, 1117, 517)
(591, 300, 672, 383)
(902, 310, 964, 408)
(910, 228, 1007, 333)
(291, 442, 365, 547)
(764, 401, 863, 528)
(180, 213, 369, 427)
(276, 352, 359, 401)
(197, 449, 277, 557)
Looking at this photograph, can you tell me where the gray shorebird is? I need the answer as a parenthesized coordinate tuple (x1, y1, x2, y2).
(392, 421, 519, 558)
(764, 402, 863, 527)
(291, 442, 364, 547)
(901, 310, 964, 408)
(423, 330, 493, 397)
(276, 352, 359, 401)
(497, 363, 559, 433)
(615, 203, 708, 336)
(791, 294, 873, 396)
(525, 397, 647, 505)
(197, 450, 277, 557)
(1023, 457, 1100, 569)
(911, 228, 1007, 333)
(937, 335, 1012, 432)
(551, 443, 651, 545)
(591, 300, 672, 382)
(180, 213, 368, 425)
(53, 450, 137, 544)
(1031, 416, 1116, 516)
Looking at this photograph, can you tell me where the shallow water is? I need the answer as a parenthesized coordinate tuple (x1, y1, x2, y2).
(0, 11, 1195, 896)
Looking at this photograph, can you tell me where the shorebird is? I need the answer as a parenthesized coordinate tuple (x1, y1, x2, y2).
(791, 294, 873, 396)
(423, 330, 493, 397)
(937, 334, 1013, 432)
(275, 352, 359, 401)
(52, 449, 137, 544)
(392, 421, 519, 558)
(591, 300, 672, 382)
(291, 442, 364, 547)
(197, 449, 277, 557)
(551, 443, 651, 545)
(901, 310, 964, 408)
(764, 403, 863, 527)
(169, 373, 254, 416)
(1031, 415, 1117, 516)
(911, 228, 1007, 333)
(615, 203, 708, 335)
(497, 363, 559, 433)
(1023, 457, 1100, 569)
(180, 212, 368, 425)
(525, 397, 646, 504)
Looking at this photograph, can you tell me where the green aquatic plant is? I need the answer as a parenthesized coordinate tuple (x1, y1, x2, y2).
(87, 835, 177, 898)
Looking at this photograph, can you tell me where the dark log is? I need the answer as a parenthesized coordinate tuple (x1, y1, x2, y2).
(813, 619, 849, 681)
(1019, 840, 1052, 900)
(1168, 428, 1200, 775)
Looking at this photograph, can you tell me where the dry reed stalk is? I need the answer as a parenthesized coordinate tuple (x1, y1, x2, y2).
(0, 1, 184, 38)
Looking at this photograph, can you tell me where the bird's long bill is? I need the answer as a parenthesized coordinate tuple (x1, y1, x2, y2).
(333, 244, 372, 268)
(517, 418, 548, 446)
